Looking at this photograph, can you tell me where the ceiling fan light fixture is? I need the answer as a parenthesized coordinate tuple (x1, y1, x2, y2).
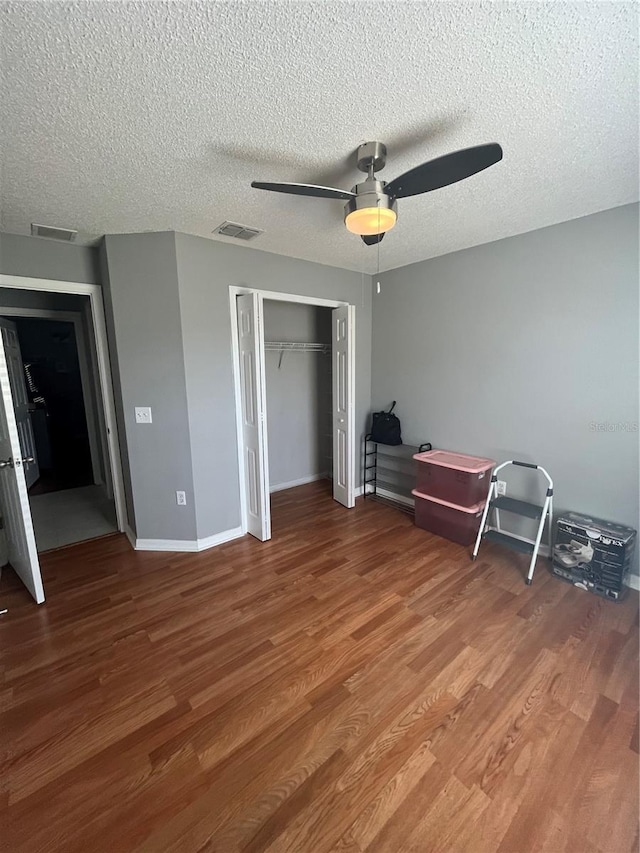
(344, 205, 397, 236)
(344, 187, 397, 236)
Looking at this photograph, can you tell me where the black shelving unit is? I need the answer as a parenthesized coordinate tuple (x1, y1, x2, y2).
(363, 435, 431, 515)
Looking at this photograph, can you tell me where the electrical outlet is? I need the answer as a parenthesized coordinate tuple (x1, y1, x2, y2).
(176, 491, 187, 506)
(135, 406, 152, 424)
(496, 480, 507, 496)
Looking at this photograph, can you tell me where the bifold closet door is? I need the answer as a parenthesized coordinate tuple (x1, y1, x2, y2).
(237, 293, 271, 541)
(332, 304, 355, 508)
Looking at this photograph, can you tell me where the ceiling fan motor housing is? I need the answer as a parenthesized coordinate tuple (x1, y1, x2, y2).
(344, 180, 398, 235)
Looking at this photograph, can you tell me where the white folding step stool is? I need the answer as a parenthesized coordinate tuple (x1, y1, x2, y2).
(472, 460, 553, 585)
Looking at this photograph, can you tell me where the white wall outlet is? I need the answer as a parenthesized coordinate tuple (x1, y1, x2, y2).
(496, 480, 507, 496)
(176, 490, 187, 506)
(135, 406, 152, 424)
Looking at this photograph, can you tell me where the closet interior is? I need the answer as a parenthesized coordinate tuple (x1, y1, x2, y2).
(263, 300, 333, 493)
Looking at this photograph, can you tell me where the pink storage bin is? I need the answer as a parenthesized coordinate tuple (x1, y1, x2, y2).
(412, 489, 486, 546)
(413, 449, 494, 507)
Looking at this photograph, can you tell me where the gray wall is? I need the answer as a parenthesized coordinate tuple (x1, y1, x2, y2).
(263, 301, 332, 490)
(102, 233, 197, 541)
(0, 232, 100, 284)
(174, 231, 372, 541)
(372, 203, 640, 576)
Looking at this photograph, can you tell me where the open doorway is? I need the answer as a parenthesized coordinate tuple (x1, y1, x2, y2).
(0, 275, 126, 604)
(0, 310, 117, 551)
(263, 301, 333, 496)
(230, 287, 356, 542)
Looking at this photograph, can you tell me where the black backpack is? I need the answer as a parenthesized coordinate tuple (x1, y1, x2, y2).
(370, 401, 402, 446)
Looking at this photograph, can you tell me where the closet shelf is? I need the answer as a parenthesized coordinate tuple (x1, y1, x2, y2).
(264, 341, 330, 354)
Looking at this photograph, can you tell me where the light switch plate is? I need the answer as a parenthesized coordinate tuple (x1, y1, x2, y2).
(135, 406, 152, 424)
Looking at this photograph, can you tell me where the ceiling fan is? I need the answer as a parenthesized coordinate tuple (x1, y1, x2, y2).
(251, 140, 503, 245)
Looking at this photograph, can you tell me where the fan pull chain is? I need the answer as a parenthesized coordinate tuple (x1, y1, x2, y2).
(376, 198, 381, 293)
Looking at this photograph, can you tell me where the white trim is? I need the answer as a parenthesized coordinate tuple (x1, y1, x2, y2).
(270, 472, 329, 493)
(229, 286, 353, 537)
(259, 289, 346, 309)
(131, 525, 244, 552)
(0, 274, 127, 533)
(372, 487, 414, 507)
(0, 306, 104, 486)
(625, 574, 640, 591)
(83, 298, 113, 499)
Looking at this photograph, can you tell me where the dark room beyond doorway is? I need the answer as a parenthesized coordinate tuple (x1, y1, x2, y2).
(15, 317, 93, 495)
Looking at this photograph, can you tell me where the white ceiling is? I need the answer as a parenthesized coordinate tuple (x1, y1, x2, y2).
(1, 1, 638, 273)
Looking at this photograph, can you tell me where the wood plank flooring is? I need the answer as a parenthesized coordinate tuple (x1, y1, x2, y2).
(1, 481, 638, 852)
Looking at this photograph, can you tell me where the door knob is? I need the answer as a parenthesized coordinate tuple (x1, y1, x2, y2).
(0, 458, 13, 468)
(22, 457, 34, 464)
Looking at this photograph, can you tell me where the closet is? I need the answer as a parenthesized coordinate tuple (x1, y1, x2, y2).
(263, 300, 333, 493)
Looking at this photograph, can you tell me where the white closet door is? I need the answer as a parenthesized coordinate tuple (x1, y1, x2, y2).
(237, 293, 271, 541)
(0, 326, 44, 603)
(332, 305, 355, 508)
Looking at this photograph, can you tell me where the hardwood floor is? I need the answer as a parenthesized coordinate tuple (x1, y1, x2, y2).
(1, 481, 638, 852)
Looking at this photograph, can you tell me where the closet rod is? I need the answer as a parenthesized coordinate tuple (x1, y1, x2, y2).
(264, 341, 330, 354)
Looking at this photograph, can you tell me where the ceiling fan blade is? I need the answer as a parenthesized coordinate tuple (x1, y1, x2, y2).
(361, 233, 385, 246)
(386, 143, 503, 200)
(251, 181, 355, 201)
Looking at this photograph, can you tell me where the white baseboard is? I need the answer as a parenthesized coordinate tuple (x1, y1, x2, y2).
(625, 574, 640, 591)
(363, 486, 414, 508)
(195, 526, 245, 551)
(270, 473, 329, 494)
(128, 525, 244, 553)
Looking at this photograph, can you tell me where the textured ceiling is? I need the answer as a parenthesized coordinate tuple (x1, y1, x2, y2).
(1, 1, 638, 273)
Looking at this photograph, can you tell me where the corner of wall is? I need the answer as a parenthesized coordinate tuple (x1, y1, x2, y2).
(101, 231, 197, 542)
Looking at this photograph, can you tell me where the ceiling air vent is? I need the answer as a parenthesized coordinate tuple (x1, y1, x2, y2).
(31, 223, 78, 242)
(214, 221, 263, 241)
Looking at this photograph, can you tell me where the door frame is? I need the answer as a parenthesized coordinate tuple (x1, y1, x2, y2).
(0, 274, 127, 532)
(229, 286, 355, 536)
(0, 307, 104, 487)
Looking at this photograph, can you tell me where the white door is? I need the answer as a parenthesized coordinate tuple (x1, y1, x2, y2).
(0, 319, 39, 489)
(0, 327, 44, 604)
(332, 305, 355, 508)
(237, 293, 271, 541)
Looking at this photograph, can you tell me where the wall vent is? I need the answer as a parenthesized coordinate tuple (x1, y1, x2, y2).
(214, 221, 263, 241)
(31, 223, 78, 242)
